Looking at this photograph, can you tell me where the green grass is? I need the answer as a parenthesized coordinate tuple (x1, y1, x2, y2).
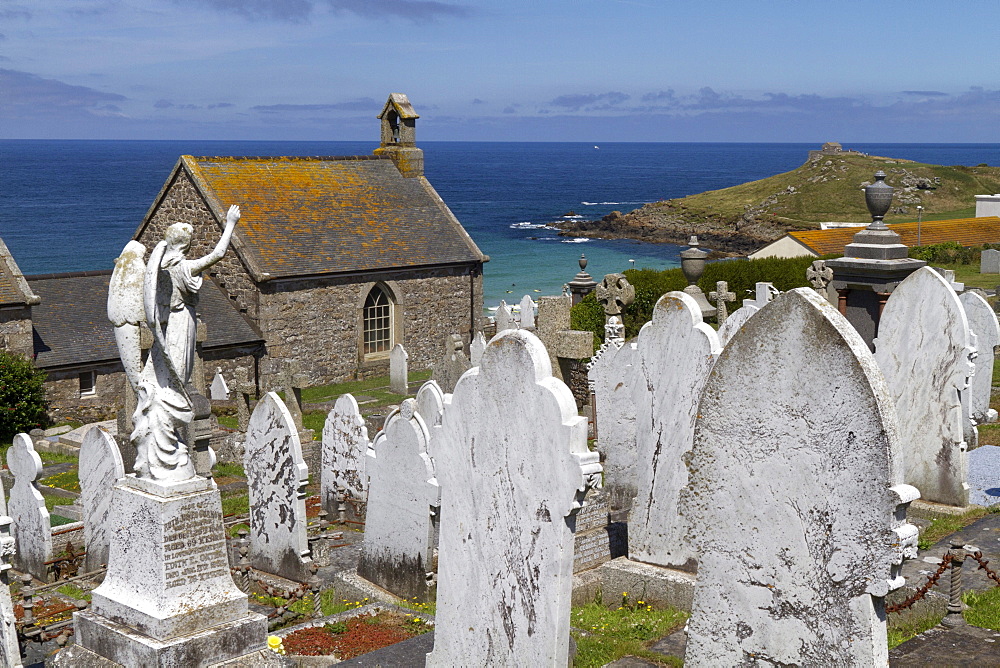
(398, 597, 436, 617)
(216, 414, 239, 430)
(964, 586, 1000, 629)
(918, 507, 994, 551)
(319, 590, 370, 616)
(56, 583, 91, 601)
(213, 462, 245, 479)
(227, 522, 250, 538)
(571, 598, 686, 668)
(887, 608, 944, 649)
(40, 466, 80, 493)
(221, 492, 249, 517)
(38, 451, 80, 465)
(928, 262, 1000, 290)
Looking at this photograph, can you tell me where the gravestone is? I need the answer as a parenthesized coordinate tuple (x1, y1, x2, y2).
(982, 248, 1000, 274)
(716, 281, 777, 348)
(933, 266, 965, 292)
(321, 394, 370, 524)
(960, 290, 1000, 424)
(415, 380, 448, 464)
(357, 399, 439, 601)
(7, 434, 52, 581)
(210, 368, 229, 401)
(469, 331, 487, 366)
(587, 330, 639, 512)
(495, 300, 516, 332)
(270, 360, 309, 434)
(681, 288, 920, 666)
(0, 506, 19, 667)
(79, 426, 125, 573)
(535, 294, 594, 383)
(231, 367, 256, 431)
(389, 343, 409, 395)
(426, 329, 601, 667)
(244, 392, 313, 581)
(432, 334, 470, 394)
(630, 292, 721, 568)
(875, 266, 974, 507)
(595, 273, 635, 321)
(519, 294, 536, 330)
(708, 280, 736, 324)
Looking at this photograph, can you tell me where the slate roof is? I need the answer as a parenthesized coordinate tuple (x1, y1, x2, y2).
(0, 237, 38, 307)
(141, 155, 485, 281)
(788, 216, 1000, 256)
(28, 271, 262, 369)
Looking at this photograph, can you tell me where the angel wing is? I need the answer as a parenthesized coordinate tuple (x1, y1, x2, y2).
(108, 240, 147, 391)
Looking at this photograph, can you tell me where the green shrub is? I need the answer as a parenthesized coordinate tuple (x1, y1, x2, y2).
(908, 242, 1000, 266)
(0, 350, 48, 442)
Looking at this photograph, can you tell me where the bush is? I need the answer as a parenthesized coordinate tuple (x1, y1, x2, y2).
(0, 350, 48, 442)
(908, 242, 1000, 266)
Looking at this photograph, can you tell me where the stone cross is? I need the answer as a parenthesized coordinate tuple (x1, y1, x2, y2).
(7, 434, 52, 581)
(806, 259, 834, 292)
(231, 367, 256, 432)
(875, 267, 974, 508)
(210, 368, 230, 401)
(933, 267, 965, 292)
(681, 288, 919, 666)
(272, 360, 309, 433)
(426, 330, 601, 667)
(244, 393, 314, 581)
(630, 292, 721, 566)
(321, 394, 370, 524)
(79, 426, 125, 573)
(469, 331, 487, 367)
(358, 399, 439, 601)
(595, 273, 635, 319)
(495, 300, 516, 332)
(519, 294, 536, 330)
(389, 343, 409, 395)
(708, 281, 736, 324)
(0, 503, 18, 667)
(535, 294, 594, 383)
(960, 291, 1000, 425)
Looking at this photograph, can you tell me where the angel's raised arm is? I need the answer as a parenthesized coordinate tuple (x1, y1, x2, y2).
(187, 204, 240, 276)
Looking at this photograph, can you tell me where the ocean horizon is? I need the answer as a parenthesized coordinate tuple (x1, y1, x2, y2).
(4, 140, 1000, 309)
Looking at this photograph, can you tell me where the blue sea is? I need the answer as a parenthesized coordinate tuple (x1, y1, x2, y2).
(3, 140, 1000, 309)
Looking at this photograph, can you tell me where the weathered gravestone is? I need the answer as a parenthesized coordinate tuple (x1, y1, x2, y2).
(357, 399, 439, 601)
(708, 280, 736, 324)
(716, 281, 777, 347)
(244, 392, 313, 581)
(389, 343, 409, 395)
(231, 366, 256, 432)
(519, 294, 536, 330)
(210, 368, 230, 401)
(875, 266, 974, 507)
(414, 380, 448, 464)
(321, 394, 370, 524)
(681, 288, 920, 666)
(469, 331, 487, 366)
(426, 330, 602, 668)
(960, 290, 1000, 425)
(7, 434, 52, 581)
(270, 360, 310, 435)
(630, 292, 720, 568)
(79, 426, 125, 573)
(0, 506, 19, 667)
(432, 334, 470, 394)
(535, 294, 594, 384)
(495, 300, 516, 332)
(982, 248, 1000, 274)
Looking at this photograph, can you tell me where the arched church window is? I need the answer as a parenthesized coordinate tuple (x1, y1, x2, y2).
(363, 285, 393, 354)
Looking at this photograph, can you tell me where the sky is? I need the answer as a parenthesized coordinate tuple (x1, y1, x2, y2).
(2, 0, 999, 142)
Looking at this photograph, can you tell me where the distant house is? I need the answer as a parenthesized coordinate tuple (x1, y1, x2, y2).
(748, 216, 1000, 259)
(133, 93, 488, 388)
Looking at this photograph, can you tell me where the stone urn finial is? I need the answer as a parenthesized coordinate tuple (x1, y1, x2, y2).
(680, 235, 709, 286)
(865, 171, 894, 231)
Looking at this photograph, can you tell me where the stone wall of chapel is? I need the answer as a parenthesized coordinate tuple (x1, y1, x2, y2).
(0, 307, 33, 358)
(136, 170, 260, 321)
(43, 362, 126, 424)
(258, 266, 483, 387)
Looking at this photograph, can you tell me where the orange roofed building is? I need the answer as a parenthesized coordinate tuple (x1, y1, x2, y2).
(748, 216, 1000, 259)
(134, 94, 487, 388)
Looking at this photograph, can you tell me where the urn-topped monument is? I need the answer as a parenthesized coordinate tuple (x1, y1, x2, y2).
(66, 206, 267, 666)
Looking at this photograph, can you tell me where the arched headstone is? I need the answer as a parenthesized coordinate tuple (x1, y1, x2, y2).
(426, 330, 601, 668)
(7, 434, 52, 581)
(518, 295, 536, 330)
(875, 267, 974, 507)
(0, 475, 19, 667)
(469, 331, 487, 366)
(960, 291, 1000, 424)
(79, 426, 125, 572)
(682, 288, 919, 665)
(358, 399, 439, 601)
(630, 292, 720, 567)
(495, 300, 515, 332)
(321, 394, 370, 522)
(415, 380, 448, 463)
(244, 392, 313, 580)
(389, 343, 409, 395)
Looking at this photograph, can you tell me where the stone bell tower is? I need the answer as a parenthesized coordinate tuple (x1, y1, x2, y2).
(374, 93, 423, 177)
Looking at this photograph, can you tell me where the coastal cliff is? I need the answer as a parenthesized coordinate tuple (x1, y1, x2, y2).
(555, 149, 1000, 255)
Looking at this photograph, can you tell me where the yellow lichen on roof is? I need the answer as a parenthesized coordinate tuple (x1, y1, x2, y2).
(790, 217, 1000, 256)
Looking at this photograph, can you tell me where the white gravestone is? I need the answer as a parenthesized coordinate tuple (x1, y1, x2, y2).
(875, 267, 974, 507)
(357, 399, 440, 601)
(469, 331, 487, 366)
(426, 329, 602, 668)
(681, 288, 919, 666)
(432, 334, 470, 394)
(630, 292, 721, 568)
(0, 509, 19, 667)
(960, 291, 1000, 425)
(389, 343, 409, 395)
(7, 433, 52, 581)
(415, 380, 449, 465)
(495, 300, 516, 332)
(981, 248, 1000, 274)
(519, 294, 536, 329)
(716, 281, 777, 347)
(210, 368, 230, 401)
(321, 394, 370, 524)
(79, 426, 125, 573)
(244, 392, 313, 581)
(587, 336, 640, 512)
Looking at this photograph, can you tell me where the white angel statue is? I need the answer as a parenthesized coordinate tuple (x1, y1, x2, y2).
(108, 205, 241, 482)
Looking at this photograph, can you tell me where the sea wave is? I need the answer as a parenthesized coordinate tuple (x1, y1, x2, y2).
(581, 201, 646, 206)
(510, 221, 558, 230)
(561, 237, 591, 243)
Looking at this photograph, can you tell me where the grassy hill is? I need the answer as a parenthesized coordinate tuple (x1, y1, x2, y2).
(557, 151, 1000, 255)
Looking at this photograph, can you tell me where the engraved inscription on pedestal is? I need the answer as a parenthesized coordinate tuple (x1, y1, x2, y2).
(163, 509, 229, 589)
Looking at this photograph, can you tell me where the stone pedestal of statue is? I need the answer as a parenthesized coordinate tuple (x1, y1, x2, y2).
(71, 474, 266, 666)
